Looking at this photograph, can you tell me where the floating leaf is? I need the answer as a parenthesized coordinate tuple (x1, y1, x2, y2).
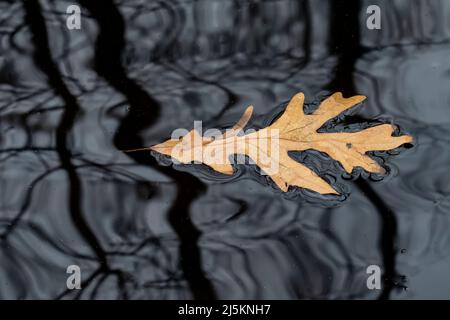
(131, 92, 413, 195)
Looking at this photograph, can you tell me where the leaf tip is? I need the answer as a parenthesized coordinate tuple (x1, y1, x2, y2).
(334, 92, 366, 103)
(293, 92, 305, 103)
(282, 92, 305, 116)
(376, 166, 387, 175)
(322, 184, 340, 195)
(403, 134, 414, 144)
(149, 139, 180, 156)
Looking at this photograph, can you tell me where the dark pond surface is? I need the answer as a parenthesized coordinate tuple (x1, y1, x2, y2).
(1, 0, 450, 299)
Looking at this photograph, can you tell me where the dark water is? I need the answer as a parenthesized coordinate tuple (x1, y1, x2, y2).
(1, 0, 450, 299)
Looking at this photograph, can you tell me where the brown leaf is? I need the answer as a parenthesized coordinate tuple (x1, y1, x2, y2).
(145, 92, 413, 194)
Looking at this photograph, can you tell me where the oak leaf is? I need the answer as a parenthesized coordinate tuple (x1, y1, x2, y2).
(142, 93, 413, 194)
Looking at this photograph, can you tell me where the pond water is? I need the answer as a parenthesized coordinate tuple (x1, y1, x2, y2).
(1, 0, 450, 299)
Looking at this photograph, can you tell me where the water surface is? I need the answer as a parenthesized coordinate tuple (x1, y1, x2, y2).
(1, 0, 450, 299)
